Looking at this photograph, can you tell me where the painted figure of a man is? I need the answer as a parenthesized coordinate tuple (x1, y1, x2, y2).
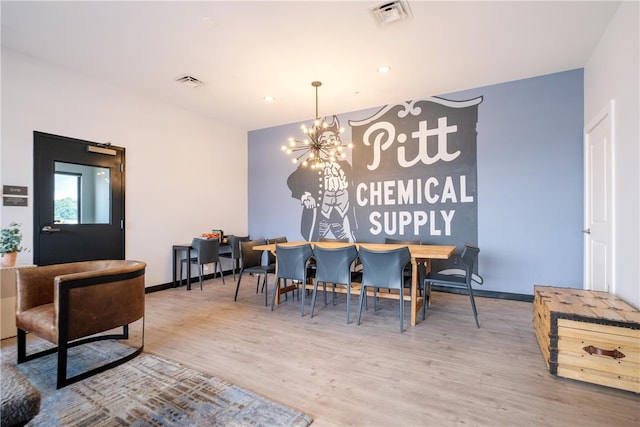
(287, 159, 356, 242)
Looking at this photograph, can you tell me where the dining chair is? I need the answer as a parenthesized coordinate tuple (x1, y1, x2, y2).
(272, 243, 313, 315)
(385, 237, 426, 300)
(234, 239, 275, 306)
(424, 243, 481, 327)
(356, 245, 411, 332)
(318, 237, 350, 242)
(220, 235, 249, 281)
(180, 237, 224, 290)
(319, 237, 362, 273)
(311, 244, 359, 323)
(267, 236, 288, 267)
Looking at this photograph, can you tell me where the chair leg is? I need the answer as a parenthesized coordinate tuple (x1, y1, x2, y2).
(234, 271, 243, 301)
(218, 262, 225, 284)
(17, 328, 27, 363)
(310, 281, 320, 318)
(356, 286, 367, 326)
(198, 264, 203, 290)
(271, 278, 279, 311)
(467, 284, 480, 328)
(179, 260, 184, 287)
(263, 274, 269, 306)
(300, 278, 306, 317)
(399, 291, 404, 333)
(323, 283, 328, 306)
(346, 284, 351, 324)
(422, 280, 428, 321)
(57, 340, 69, 389)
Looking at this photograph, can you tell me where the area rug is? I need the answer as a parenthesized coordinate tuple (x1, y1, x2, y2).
(0, 340, 312, 426)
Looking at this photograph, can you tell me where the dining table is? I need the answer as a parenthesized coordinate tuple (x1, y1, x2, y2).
(253, 241, 456, 326)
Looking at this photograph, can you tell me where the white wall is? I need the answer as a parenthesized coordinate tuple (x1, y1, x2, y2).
(584, 1, 640, 308)
(1, 48, 248, 286)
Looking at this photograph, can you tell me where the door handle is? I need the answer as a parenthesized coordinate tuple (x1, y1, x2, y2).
(42, 226, 61, 233)
(583, 228, 591, 234)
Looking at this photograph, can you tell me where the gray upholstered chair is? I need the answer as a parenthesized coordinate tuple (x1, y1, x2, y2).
(221, 235, 249, 281)
(266, 236, 287, 268)
(311, 244, 359, 323)
(181, 238, 224, 290)
(272, 243, 313, 315)
(15, 260, 146, 388)
(384, 237, 427, 301)
(234, 239, 275, 306)
(424, 243, 481, 327)
(356, 246, 411, 332)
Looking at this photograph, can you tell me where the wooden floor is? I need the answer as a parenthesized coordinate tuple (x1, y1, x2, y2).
(6, 275, 639, 426)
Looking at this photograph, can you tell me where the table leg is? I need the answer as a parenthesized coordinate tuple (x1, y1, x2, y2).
(186, 247, 192, 291)
(411, 259, 419, 326)
(172, 248, 178, 287)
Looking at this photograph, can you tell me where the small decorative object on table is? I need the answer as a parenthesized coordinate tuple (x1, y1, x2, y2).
(1, 222, 26, 267)
(202, 229, 224, 240)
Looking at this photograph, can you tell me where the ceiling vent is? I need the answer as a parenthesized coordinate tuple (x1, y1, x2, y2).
(176, 75, 204, 88)
(369, 1, 413, 26)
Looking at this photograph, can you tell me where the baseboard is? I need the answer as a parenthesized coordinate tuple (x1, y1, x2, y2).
(145, 270, 234, 294)
(147, 274, 534, 302)
(431, 285, 534, 302)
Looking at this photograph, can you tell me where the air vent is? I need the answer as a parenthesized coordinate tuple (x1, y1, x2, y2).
(369, 0, 413, 25)
(176, 75, 204, 88)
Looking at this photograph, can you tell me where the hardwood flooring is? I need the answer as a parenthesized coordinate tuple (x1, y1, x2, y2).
(142, 276, 638, 426)
(4, 275, 638, 426)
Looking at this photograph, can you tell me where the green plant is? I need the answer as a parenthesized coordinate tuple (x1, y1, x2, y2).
(1, 222, 25, 254)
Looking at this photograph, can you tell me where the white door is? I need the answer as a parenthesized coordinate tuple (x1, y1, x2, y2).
(584, 101, 614, 292)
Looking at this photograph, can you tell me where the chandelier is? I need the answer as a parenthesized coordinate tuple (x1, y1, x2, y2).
(281, 81, 352, 169)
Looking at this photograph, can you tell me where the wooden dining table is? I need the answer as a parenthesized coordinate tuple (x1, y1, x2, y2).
(254, 241, 456, 326)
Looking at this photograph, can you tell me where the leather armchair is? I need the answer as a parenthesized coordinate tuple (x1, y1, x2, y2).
(16, 260, 146, 388)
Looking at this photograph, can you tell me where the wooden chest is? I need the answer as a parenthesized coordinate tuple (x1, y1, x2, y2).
(533, 285, 640, 393)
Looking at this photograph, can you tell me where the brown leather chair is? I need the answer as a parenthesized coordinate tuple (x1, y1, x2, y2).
(15, 260, 146, 388)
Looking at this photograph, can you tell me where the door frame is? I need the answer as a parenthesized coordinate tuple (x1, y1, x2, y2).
(33, 131, 126, 265)
(583, 100, 615, 292)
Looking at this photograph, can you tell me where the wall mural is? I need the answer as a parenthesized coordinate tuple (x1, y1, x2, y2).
(286, 96, 483, 268)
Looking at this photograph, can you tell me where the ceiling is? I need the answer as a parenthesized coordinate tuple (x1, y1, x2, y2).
(1, 1, 620, 131)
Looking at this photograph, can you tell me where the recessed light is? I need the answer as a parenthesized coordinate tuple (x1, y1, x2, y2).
(378, 65, 391, 73)
(264, 96, 275, 102)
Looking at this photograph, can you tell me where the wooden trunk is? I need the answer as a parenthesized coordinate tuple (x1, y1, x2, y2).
(533, 285, 640, 393)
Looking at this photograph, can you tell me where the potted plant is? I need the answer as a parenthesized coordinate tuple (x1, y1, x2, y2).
(1, 222, 25, 267)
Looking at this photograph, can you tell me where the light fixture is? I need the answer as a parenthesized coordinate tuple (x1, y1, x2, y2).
(281, 81, 352, 169)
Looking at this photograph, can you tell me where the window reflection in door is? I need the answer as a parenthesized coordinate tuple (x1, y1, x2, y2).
(54, 162, 111, 224)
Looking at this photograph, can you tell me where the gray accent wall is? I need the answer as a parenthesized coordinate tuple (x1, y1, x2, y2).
(248, 69, 584, 296)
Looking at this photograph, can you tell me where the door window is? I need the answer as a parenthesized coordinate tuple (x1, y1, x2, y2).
(54, 162, 111, 224)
